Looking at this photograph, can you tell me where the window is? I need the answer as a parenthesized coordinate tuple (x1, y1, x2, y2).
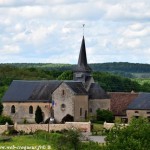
(80, 108, 82, 116)
(147, 111, 150, 114)
(29, 106, 33, 114)
(135, 111, 139, 113)
(62, 90, 65, 96)
(61, 104, 66, 111)
(11, 105, 15, 114)
(85, 110, 87, 119)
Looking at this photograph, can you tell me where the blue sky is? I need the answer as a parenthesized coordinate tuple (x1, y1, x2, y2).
(0, 0, 150, 64)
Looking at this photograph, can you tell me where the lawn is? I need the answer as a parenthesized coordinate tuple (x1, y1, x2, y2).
(0, 135, 52, 150)
(92, 123, 104, 135)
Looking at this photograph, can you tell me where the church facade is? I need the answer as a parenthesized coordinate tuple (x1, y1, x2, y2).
(2, 36, 110, 123)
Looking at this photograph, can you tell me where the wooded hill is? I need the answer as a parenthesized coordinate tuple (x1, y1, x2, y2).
(2, 62, 150, 78)
(1, 63, 150, 100)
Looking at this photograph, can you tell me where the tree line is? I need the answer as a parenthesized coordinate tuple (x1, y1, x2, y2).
(0, 65, 150, 100)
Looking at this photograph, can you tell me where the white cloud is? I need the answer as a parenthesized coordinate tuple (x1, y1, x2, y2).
(0, 0, 150, 63)
(0, 44, 21, 54)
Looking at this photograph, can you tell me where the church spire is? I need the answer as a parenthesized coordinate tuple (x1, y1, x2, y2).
(75, 36, 92, 73)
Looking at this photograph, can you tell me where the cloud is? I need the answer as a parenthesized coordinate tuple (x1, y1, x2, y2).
(0, 44, 21, 55)
(0, 0, 150, 63)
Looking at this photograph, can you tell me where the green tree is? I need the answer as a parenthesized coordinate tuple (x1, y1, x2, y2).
(35, 106, 43, 124)
(0, 102, 3, 115)
(105, 118, 150, 150)
(57, 71, 73, 80)
(96, 109, 114, 123)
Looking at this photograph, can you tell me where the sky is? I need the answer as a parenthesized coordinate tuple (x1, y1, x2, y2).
(0, 0, 150, 64)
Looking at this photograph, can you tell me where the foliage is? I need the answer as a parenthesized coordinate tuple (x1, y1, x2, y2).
(57, 70, 73, 80)
(80, 141, 103, 150)
(2, 64, 150, 101)
(2, 129, 18, 136)
(0, 102, 3, 115)
(0, 115, 13, 125)
(35, 106, 43, 124)
(105, 117, 150, 150)
(96, 109, 114, 123)
(34, 129, 82, 150)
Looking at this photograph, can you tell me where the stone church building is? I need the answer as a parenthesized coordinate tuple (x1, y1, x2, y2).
(2, 36, 110, 123)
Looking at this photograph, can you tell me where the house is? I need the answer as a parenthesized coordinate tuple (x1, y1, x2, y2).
(2, 36, 110, 123)
(109, 92, 138, 122)
(127, 93, 150, 122)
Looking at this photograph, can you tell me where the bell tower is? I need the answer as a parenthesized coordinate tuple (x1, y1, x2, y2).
(73, 36, 94, 90)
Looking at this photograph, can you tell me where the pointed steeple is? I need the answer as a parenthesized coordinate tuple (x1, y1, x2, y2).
(75, 36, 92, 73)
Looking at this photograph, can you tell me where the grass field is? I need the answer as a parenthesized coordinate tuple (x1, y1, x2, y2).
(0, 135, 52, 150)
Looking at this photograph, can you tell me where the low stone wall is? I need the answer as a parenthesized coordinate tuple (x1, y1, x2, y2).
(0, 122, 91, 134)
(103, 122, 128, 130)
(0, 125, 7, 134)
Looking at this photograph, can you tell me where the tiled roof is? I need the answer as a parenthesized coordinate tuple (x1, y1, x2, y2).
(127, 93, 150, 110)
(109, 92, 139, 116)
(2, 80, 62, 102)
(64, 81, 88, 95)
(88, 83, 109, 99)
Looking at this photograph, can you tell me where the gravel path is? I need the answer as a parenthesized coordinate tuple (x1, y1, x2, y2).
(89, 136, 106, 143)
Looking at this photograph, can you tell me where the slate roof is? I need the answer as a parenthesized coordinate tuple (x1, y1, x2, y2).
(127, 93, 150, 110)
(74, 36, 92, 73)
(2, 80, 62, 102)
(88, 83, 109, 99)
(109, 92, 139, 116)
(64, 81, 88, 95)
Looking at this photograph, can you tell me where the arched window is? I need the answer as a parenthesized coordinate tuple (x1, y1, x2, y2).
(29, 106, 33, 114)
(11, 105, 15, 114)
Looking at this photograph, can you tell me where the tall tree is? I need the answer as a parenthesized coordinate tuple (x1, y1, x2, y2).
(35, 106, 43, 124)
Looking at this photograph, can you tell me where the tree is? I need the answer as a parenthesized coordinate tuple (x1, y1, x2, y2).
(105, 117, 150, 150)
(96, 109, 114, 123)
(0, 103, 3, 115)
(35, 106, 43, 124)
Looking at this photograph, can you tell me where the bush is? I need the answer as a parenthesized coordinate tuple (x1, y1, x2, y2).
(0, 115, 13, 125)
(105, 117, 150, 150)
(61, 114, 74, 123)
(96, 109, 114, 123)
(2, 129, 18, 136)
(34, 129, 82, 150)
(35, 106, 43, 124)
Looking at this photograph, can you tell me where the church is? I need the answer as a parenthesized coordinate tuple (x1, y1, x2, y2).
(2, 36, 110, 123)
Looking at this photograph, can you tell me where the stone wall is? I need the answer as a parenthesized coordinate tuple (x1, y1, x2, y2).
(89, 99, 110, 115)
(0, 125, 7, 134)
(74, 95, 88, 121)
(103, 122, 128, 130)
(3, 102, 51, 123)
(0, 122, 91, 134)
(127, 109, 150, 122)
(53, 83, 74, 122)
(53, 82, 88, 122)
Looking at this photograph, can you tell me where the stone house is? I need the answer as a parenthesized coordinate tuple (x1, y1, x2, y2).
(127, 93, 150, 122)
(2, 36, 110, 123)
(109, 92, 138, 122)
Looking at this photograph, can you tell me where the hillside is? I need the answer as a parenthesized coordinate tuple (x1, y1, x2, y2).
(1, 63, 150, 100)
(1, 62, 150, 78)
